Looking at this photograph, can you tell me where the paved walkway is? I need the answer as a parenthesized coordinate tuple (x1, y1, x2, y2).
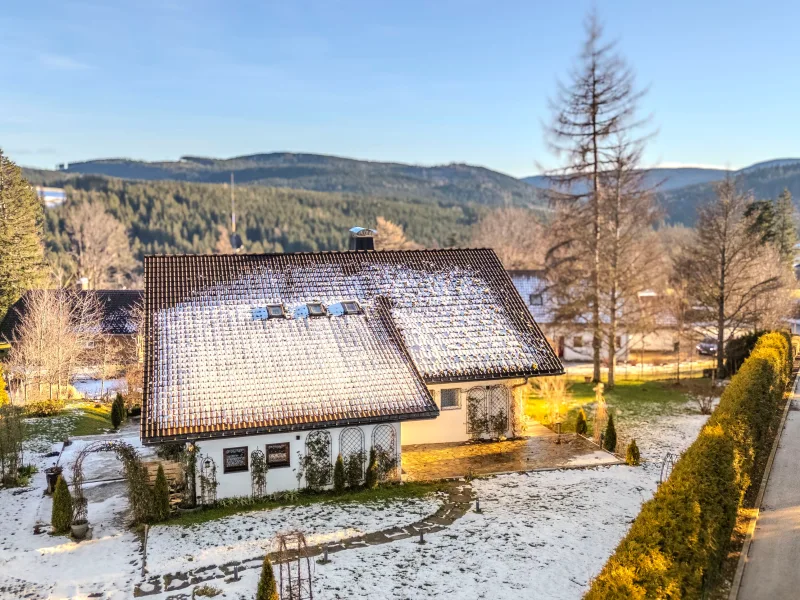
(737, 380, 800, 600)
(402, 427, 620, 481)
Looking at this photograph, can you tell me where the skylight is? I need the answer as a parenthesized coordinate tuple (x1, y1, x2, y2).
(307, 302, 326, 317)
(266, 304, 285, 318)
(341, 300, 362, 315)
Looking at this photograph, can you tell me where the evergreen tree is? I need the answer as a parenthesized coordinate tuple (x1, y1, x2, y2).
(774, 188, 797, 264)
(151, 464, 171, 522)
(111, 394, 125, 429)
(626, 439, 641, 466)
(0, 364, 9, 407)
(333, 454, 345, 494)
(603, 413, 617, 453)
(345, 452, 363, 488)
(256, 555, 279, 600)
(0, 150, 45, 317)
(575, 408, 588, 435)
(52, 475, 73, 533)
(365, 448, 379, 489)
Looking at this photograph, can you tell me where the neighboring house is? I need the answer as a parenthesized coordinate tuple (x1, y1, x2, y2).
(509, 271, 679, 362)
(141, 237, 562, 498)
(34, 186, 67, 208)
(0, 289, 143, 363)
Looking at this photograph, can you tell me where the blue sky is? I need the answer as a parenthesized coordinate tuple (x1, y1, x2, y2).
(2, 0, 798, 177)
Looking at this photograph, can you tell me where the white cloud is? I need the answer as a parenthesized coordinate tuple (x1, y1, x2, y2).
(39, 53, 92, 71)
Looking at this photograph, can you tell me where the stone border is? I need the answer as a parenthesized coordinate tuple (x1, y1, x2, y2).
(728, 369, 798, 600)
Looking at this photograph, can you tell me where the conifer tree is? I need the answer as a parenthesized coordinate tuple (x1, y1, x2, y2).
(603, 413, 617, 453)
(152, 464, 171, 522)
(0, 150, 45, 317)
(333, 454, 345, 494)
(365, 448, 379, 489)
(256, 555, 279, 600)
(111, 395, 124, 430)
(52, 475, 73, 533)
(575, 408, 588, 436)
(626, 439, 641, 466)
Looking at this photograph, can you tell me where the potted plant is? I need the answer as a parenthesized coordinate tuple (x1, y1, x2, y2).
(71, 498, 89, 539)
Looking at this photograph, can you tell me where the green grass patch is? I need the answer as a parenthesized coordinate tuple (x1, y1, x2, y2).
(24, 404, 112, 451)
(528, 379, 699, 433)
(167, 481, 446, 527)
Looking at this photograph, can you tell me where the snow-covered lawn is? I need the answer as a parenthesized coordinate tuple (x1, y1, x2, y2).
(1, 403, 707, 600)
(146, 494, 443, 575)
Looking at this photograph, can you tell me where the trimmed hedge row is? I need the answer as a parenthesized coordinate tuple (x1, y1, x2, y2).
(585, 331, 792, 599)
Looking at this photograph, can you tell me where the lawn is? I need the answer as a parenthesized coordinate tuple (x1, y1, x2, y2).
(527, 378, 702, 434)
(23, 403, 112, 451)
(167, 480, 446, 526)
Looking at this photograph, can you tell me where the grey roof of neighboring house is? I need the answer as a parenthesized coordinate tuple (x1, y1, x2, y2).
(142, 250, 562, 442)
(0, 290, 142, 341)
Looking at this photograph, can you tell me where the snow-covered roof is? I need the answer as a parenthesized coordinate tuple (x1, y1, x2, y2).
(142, 250, 561, 442)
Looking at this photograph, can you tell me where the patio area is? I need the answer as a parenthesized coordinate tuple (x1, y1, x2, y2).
(401, 423, 622, 481)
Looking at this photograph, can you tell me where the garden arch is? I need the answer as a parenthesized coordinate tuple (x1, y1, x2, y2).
(71, 440, 150, 526)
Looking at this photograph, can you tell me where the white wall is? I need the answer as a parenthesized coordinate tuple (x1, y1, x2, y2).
(560, 332, 630, 362)
(195, 421, 401, 500)
(401, 379, 522, 446)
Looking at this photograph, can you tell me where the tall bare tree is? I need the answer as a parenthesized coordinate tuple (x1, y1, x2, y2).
(65, 200, 135, 288)
(677, 178, 794, 376)
(545, 10, 647, 382)
(471, 207, 548, 269)
(599, 137, 661, 387)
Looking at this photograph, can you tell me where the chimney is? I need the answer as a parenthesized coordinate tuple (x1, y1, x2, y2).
(349, 227, 377, 251)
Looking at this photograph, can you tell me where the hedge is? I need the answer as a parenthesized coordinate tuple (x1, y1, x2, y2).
(585, 331, 792, 599)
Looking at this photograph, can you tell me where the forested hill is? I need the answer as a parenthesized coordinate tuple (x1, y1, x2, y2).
(41, 176, 480, 260)
(32, 152, 548, 208)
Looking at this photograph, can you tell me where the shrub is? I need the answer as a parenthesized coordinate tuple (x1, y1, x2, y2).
(0, 365, 9, 408)
(575, 408, 588, 435)
(365, 448, 379, 489)
(345, 451, 364, 488)
(0, 405, 24, 485)
(603, 414, 617, 453)
(333, 454, 345, 494)
(193, 583, 221, 597)
(625, 439, 640, 466)
(256, 555, 279, 600)
(151, 464, 171, 522)
(24, 398, 64, 417)
(585, 331, 791, 599)
(723, 330, 763, 377)
(52, 475, 73, 533)
(111, 394, 125, 429)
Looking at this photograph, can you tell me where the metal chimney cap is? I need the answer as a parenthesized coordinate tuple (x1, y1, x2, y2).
(349, 227, 377, 237)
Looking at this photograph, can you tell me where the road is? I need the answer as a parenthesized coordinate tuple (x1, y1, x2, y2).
(737, 381, 800, 600)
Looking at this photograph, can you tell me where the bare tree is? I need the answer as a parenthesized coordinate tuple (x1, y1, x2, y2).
(599, 137, 661, 387)
(375, 217, 421, 250)
(544, 10, 647, 383)
(471, 207, 548, 269)
(7, 290, 101, 402)
(65, 200, 135, 288)
(677, 178, 794, 376)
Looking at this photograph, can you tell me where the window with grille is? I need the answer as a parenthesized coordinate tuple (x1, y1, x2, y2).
(223, 446, 249, 473)
(529, 293, 543, 306)
(440, 388, 460, 409)
(266, 442, 291, 468)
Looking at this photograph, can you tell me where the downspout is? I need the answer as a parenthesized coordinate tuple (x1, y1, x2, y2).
(510, 377, 530, 438)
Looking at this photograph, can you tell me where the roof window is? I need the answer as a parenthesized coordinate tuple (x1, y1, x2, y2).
(307, 302, 327, 317)
(266, 304, 285, 318)
(341, 300, 362, 315)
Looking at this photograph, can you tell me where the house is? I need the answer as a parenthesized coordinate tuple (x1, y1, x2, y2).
(141, 233, 562, 499)
(509, 271, 679, 362)
(0, 289, 143, 362)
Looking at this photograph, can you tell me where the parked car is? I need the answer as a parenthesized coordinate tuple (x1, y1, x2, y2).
(696, 338, 718, 356)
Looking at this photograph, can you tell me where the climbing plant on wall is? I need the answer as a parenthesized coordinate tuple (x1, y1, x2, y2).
(298, 431, 332, 491)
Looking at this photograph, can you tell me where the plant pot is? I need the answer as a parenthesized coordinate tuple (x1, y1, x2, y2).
(177, 504, 201, 514)
(44, 466, 63, 494)
(71, 520, 89, 539)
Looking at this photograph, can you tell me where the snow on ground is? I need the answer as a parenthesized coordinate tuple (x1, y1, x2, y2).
(146, 494, 443, 576)
(71, 377, 128, 399)
(147, 406, 708, 600)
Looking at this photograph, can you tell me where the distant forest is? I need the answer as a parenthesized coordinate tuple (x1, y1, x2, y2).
(39, 176, 482, 264)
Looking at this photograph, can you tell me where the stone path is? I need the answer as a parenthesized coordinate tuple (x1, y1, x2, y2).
(133, 481, 474, 597)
